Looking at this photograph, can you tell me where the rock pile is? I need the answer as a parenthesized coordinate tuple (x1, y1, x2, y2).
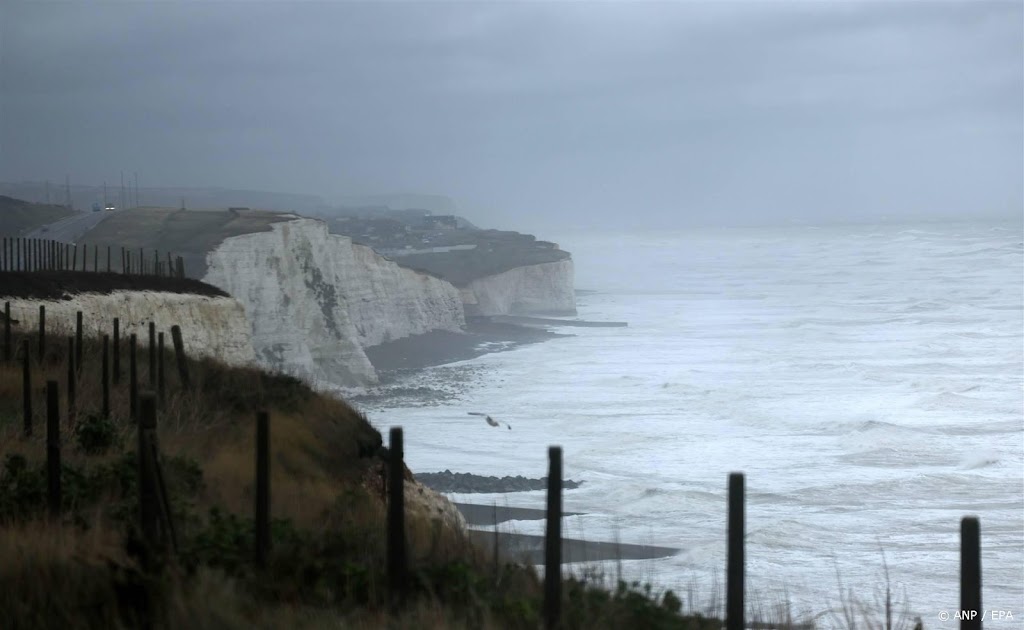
(416, 470, 583, 494)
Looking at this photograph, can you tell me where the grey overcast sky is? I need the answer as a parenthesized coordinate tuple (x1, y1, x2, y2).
(1, 1, 1021, 230)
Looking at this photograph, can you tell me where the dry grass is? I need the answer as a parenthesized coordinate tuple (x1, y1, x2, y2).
(0, 324, 725, 629)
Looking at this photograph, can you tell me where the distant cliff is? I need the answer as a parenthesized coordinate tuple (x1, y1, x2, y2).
(460, 259, 576, 316)
(203, 217, 465, 388)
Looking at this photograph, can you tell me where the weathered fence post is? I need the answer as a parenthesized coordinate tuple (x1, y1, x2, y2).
(93, 244, 98, 272)
(72, 244, 78, 271)
(961, 517, 981, 630)
(16, 237, 21, 270)
(138, 393, 160, 556)
(22, 340, 32, 437)
(157, 332, 165, 404)
(387, 426, 407, 605)
(113, 318, 121, 385)
(2, 236, 6, 270)
(46, 380, 61, 520)
(170, 325, 190, 389)
(66, 337, 76, 426)
(544, 446, 563, 630)
(129, 334, 138, 422)
(153, 250, 159, 277)
(255, 411, 270, 567)
(148, 322, 156, 387)
(3, 301, 10, 362)
(75, 310, 83, 369)
(176, 256, 185, 279)
(38, 304, 46, 361)
(727, 472, 745, 630)
(102, 334, 110, 418)
(121, 247, 127, 274)
(107, 245, 111, 272)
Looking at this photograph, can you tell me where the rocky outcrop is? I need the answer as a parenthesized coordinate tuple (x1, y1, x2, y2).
(460, 259, 576, 316)
(416, 470, 584, 494)
(405, 478, 468, 534)
(203, 217, 465, 388)
(2, 292, 255, 365)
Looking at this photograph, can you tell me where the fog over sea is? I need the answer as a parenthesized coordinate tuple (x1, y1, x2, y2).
(359, 221, 1023, 624)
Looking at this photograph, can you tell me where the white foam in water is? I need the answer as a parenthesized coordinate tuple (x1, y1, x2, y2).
(360, 222, 1023, 626)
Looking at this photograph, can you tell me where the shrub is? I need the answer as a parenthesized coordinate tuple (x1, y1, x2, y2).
(75, 413, 121, 455)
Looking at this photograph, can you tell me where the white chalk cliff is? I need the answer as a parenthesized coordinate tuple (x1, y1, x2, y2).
(3, 292, 255, 366)
(460, 259, 576, 316)
(202, 217, 465, 388)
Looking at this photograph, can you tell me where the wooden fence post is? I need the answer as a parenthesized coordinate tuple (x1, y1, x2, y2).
(387, 426, 407, 605)
(544, 446, 563, 630)
(22, 340, 32, 437)
(157, 332, 165, 404)
(138, 393, 160, 556)
(176, 256, 185, 279)
(107, 245, 111, 272)
(102, 334, 110, 418)
(148, 322, 156, 387)
(113, 318, 121, 385)
(46, 380, 61, 520)
(727, 472, 745, 630)
(75, 311, 83, 370)
(170, 325, 190, 389)
(961, 517, 981, 630)
(66, 337, 76, 426)
(129, 334, 138, 422)
(3, 301, 10, 362)
(38, 305, 45, 362)
(121, 247, 126, 274)
(72, 244, 77, 271)
(255, 411, 270, 567)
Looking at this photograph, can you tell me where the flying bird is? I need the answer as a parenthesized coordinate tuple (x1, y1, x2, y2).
(468, 412, 511, 430)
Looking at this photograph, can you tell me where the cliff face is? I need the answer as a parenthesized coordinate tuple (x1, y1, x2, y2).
(460, 259, 576, 316)
(3, 292, 255, 365)
(203, 218, 465, 388)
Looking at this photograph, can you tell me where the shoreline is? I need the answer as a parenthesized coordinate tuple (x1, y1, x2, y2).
(364, 316, 571, 375)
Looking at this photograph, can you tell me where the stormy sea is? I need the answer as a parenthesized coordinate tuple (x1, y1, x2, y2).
(356, 221, 1024, 624)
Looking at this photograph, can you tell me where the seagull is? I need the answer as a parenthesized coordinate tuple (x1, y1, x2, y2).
(468, 412, 511, 430)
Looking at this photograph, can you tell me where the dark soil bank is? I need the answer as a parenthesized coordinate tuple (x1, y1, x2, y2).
(417, 470, 584, 494)
(364, 316, 571, 373)
(0, 271, 229, 299)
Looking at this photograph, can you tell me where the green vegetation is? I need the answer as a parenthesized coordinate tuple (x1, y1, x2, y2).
(0, 195, 76, 235)
(0, 328, 720, 629)
(77, 207, 289, 277)
(397, 244, 570, 287)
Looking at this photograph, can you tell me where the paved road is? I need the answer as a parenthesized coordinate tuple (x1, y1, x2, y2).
(25, 210, 112, 243)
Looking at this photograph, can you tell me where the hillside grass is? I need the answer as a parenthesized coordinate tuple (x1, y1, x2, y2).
(0, 195, 76, 236)
(77, 207, 289, 278)
(0, 325, 720, 629)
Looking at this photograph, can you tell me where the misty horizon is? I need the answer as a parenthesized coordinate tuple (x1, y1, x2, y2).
(1, 1, 1021, 232)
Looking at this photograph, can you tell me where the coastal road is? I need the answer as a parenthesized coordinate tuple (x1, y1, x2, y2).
(24, 210, 112, 243)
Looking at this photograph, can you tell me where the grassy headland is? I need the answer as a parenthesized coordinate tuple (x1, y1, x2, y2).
(0, 325, 717, 629)
(0, 195, 76, 236)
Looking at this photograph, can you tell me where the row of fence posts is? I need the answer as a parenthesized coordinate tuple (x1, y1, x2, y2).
(7, 304, 192, 439)
(0, 237, 185, 278)
(2, 305, 987, 628)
